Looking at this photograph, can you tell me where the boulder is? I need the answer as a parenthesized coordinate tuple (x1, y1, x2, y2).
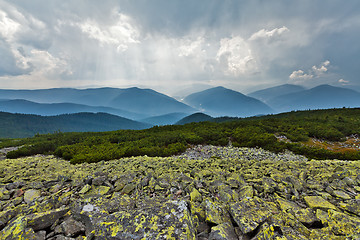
(24, 189, 41, 204)
(27, 207, 70, 231)
(229, 197, 272, 235)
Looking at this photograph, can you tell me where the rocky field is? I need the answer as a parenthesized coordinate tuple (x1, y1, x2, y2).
(1, 145, 360, 239)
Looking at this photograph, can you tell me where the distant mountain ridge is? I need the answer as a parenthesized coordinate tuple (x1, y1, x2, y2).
(184, 86, 273, 117)
(0, 112, 151, 138)
(248, 84, 306, 103)
(0, 99, 145, 119)
(108, 87, 194, 116)
(141, 112, 188, 126)
(267, 84, 360, 112)
(2, 84, 360, 125)
(176, 113, 214, 125)
(0, 87, 195, 118)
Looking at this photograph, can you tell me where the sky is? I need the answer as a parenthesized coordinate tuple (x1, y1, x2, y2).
(0, 0, 359, 95)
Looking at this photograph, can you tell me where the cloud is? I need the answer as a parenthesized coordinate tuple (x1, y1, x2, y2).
(0, 39, 31, 76)
(0, 8, 20, 41)
(77, 13, 140, 52)
(338, 79, 349, 84)
(249, 26, 289, 41)
(312, 60, 330, 75)
(289, 70, 313, 81)
(28, 49, 72, 77)
(178, 37, 205, 57)
(289, 60, 331, 82)
(216, 36, 258, 76)
(0, 1, 359, 91)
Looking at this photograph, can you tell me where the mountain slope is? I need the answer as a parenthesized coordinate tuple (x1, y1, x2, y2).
(176, 113, 214, 125)
(0, 99, 145, 119)
(268, 84, 360, 112)
(184, 86, 273, 117)
(0, 88, 121, 105)
(108, 87, 194, 116)
(0, 112, 151, 138)
(140, 112, 188, 126)
(248, 84, 306, 103)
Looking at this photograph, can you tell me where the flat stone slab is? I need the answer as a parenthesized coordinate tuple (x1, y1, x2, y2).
(304, 196, 336, 210)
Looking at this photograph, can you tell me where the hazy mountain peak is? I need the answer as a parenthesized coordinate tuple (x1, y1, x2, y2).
(176, 112, 213, 125)
(268, 84, 360, 112)
(184, 87, 273, 117)
(248, 84, 306, 103)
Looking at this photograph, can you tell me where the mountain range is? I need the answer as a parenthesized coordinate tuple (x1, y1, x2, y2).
(247, 84, 306, 103)
(1, 84, 360, 138)
(267, 84, 360, 112)
(184, 86, 273, 117)
(0, 87, 195, 119)
(0, 99, 145, 120)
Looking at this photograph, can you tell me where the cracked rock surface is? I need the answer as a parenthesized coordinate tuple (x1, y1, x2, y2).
(1, 145, 360, 239)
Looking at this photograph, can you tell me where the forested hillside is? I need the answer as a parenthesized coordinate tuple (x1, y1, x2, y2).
(2, 108, 360, 163)
(0, 112, 151, 138)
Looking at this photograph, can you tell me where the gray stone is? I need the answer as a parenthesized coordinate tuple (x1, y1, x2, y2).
(61, 217, 85, 237)
(35, 230, 46, 240)
(209, 222, 238, 240)
(27, 207, 70, 231)
(24, 189, 41, 204)
(121, 183, 136, 195)
(92, 176, 106, 186)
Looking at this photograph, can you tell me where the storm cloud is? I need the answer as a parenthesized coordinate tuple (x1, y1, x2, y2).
(0, 0, 359, 93)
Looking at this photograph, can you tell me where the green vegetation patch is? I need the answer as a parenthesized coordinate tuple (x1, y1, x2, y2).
(2, 108, 360, 163)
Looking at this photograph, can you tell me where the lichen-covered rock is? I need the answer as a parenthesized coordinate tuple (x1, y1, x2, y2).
(238, 185, 253, 199)
(263, 177, 278, 194)
(90, 200, 196, 239)
(27, 207, 70, 231)
(332, 190, 351, 200)
(190, 188, 202, 202)
(304, 196, 336, 210)
(0, 216, 27, 240)
(276, 197, 302, 212)
(339, 199, 360, 216)
(208, 222, 238, 240)
(204, 198, 230, 225)
(252, 222, 287, 240)
(92, 193, 135, 214)
(121, 183, 136, 195)
(79, 184, 91, 194)
(327, 209, 360, 236)
(229, 197, 272, 234)
(1, 145, 360, 239)
(60, 216, 86, 237)
(293, 208, 319, 227)
(24, 189, 41, 204)
(87, 185, 110, 196)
